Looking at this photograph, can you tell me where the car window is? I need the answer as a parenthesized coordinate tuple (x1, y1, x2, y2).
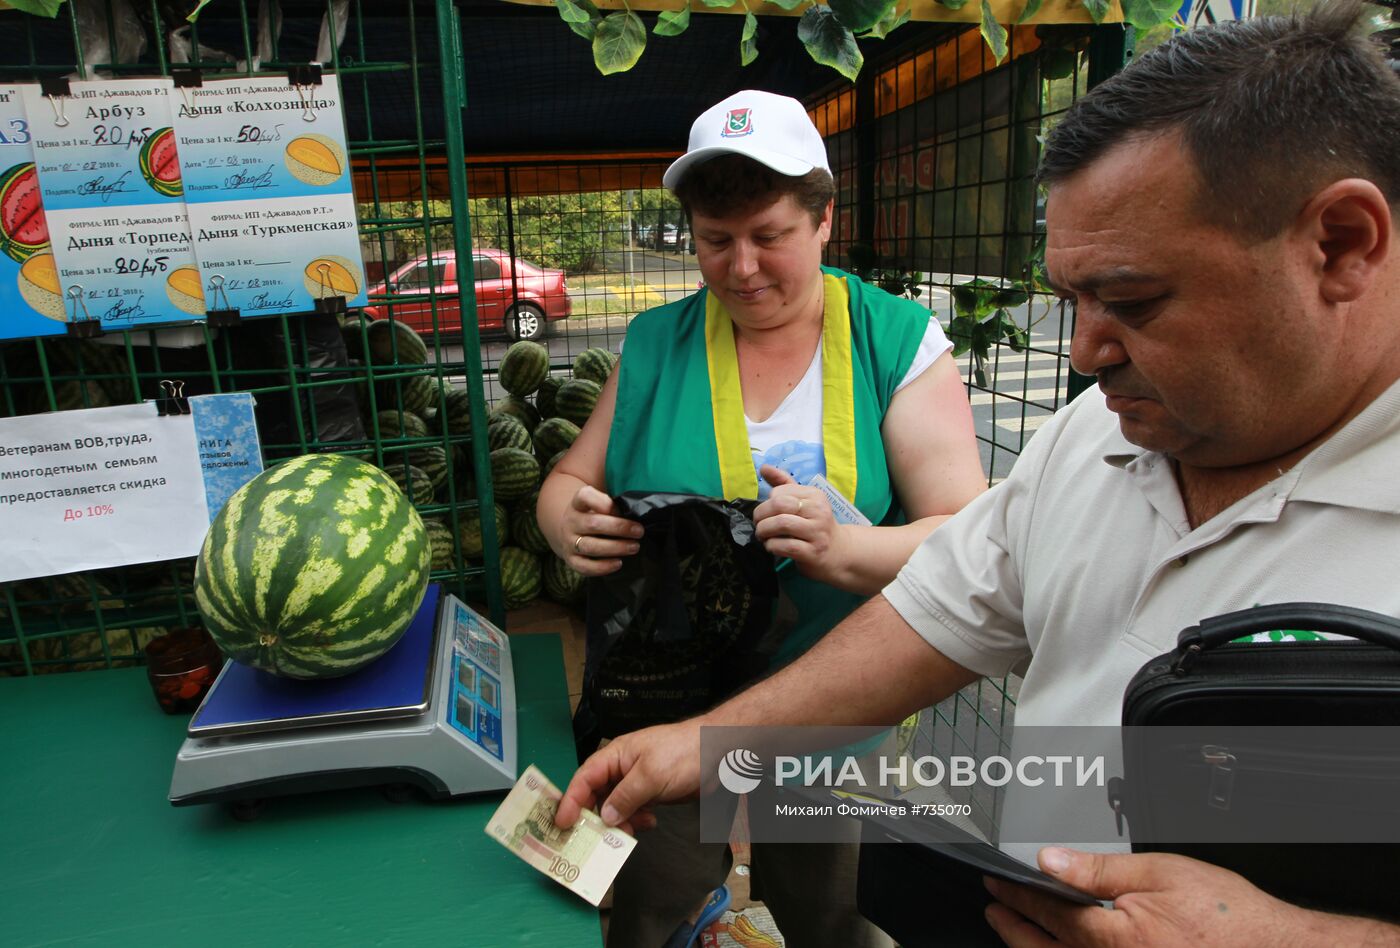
(398, 260, 449, 291)
(473, 256, 502, 281)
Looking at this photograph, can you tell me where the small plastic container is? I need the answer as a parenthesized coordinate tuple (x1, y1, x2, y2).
(145, 626, 225, 714)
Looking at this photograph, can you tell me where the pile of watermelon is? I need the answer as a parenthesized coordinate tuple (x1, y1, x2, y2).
(339, 316, 616, 614)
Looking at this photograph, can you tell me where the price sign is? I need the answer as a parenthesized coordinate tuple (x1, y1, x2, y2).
(20, 79, 203, 331)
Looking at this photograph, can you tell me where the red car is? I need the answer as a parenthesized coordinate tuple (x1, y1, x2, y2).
(364, 248, 572, 340)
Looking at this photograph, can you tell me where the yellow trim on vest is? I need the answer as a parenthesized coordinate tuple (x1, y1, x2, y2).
(704, 274, 858, 502)
(705, 291, 759, 499)
(820, 274, 857, 501)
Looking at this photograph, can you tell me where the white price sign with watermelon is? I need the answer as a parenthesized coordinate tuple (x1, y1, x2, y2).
(20, 78, 202, 332)
(0, 85, 63, 341)
(0, 397, 261, 583)
(173, 75, 368, 317)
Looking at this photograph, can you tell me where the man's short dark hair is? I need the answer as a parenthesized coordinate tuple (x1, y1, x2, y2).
(1039, 1, 1400, 239)
(673, 154, 834, 227)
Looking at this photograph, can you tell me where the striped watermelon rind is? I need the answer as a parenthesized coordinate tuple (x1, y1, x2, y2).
(499, 341, 549, 395)
(375, 372, 436, 416)
(433, 388, 474, 436)
(510, 491, 551, 555)
(572, 347, 616, 385)
(365, 319, 429, 365)
(457, 502, 508, 560)
(500, 547, 542, 610)
(543, 555, 584, 605)
(554, 378, 601, 428)
(193, 454, 430, 680)
(423, 518, 457, 572)
(488, 413, 532, 452)
(388, 463, 435, 506)
(490, 447, 541, 501)
(494, 394, 540, 433)
(376, 409, 429, 440)
(532, 417, 580, 460)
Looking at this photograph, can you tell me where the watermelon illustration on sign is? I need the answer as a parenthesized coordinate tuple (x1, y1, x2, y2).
(138, 128, 182, 197)
(0, 162, 49, 264)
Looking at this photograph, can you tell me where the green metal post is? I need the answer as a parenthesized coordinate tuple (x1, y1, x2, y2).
(436, 0, 506, 627)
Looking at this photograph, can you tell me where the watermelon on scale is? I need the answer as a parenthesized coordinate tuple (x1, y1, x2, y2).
(193, 454, 431, 679)
(137, 128, 182, 198)
(0, 162, 49, 264)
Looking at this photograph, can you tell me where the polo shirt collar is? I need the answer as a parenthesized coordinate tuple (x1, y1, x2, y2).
(1099, 376, 1400, 523)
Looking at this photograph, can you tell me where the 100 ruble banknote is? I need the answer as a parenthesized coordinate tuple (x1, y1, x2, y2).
(485, 764, 636, 906)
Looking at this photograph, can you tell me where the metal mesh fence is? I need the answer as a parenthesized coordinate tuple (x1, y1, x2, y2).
(0, 0, 506, 675)
(0, 4, 1123, 835)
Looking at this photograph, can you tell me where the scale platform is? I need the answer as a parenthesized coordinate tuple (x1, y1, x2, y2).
(169, 585, 517, 812)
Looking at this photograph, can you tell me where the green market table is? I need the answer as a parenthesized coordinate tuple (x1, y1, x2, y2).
(0, 634, 603, 947)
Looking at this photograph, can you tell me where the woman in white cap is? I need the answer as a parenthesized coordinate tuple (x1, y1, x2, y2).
(538, 89, 985, 946)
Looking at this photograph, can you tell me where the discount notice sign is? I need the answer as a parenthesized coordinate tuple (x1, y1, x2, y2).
(0, 397, 260, 582)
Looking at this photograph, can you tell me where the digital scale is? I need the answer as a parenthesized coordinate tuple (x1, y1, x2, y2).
(169, 585, 517, 815)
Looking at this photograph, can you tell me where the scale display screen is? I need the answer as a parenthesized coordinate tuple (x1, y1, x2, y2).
(448, 602, 505, 760)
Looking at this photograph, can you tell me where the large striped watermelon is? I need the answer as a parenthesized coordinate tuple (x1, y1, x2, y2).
(499, 340, 549, 395)
(193, 454, 430, 679)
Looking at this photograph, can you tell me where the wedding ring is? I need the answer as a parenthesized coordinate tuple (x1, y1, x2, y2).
(796, 499, 805, 515)
(574, 535, 586, 555)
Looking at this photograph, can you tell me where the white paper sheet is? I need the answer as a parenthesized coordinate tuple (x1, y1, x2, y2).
(0, 401, 210, 581)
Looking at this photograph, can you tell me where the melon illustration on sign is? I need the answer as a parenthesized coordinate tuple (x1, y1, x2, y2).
(304, 255, 361, 300)
(284, 134, 345, 186)
(17, 251, 64, 321)
(165, 265, 207, 315)
(138, 128, 182, 197)
(0, 162, 49, 264)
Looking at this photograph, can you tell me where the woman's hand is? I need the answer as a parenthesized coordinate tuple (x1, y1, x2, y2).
(561, 484, 644, 576)
(753, 465, 846, 583)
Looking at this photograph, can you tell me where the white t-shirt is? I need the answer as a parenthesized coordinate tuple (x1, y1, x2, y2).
(748, 319, 951, 499)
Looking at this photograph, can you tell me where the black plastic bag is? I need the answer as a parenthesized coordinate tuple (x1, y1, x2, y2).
(575, 491, 782, 754)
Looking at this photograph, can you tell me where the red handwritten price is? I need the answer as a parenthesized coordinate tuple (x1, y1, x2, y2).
(62, 504, 116, 522)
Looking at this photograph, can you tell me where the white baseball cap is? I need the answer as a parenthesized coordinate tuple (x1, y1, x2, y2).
(662, 90, 831, 192)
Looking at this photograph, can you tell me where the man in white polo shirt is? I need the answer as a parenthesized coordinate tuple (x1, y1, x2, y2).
(558, 3, 1400, 943)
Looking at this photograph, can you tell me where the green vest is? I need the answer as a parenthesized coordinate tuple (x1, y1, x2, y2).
(606, 266, 930, 662)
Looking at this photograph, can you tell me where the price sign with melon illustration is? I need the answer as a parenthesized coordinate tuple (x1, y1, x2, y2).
(19, 79, 204, 332)
(0, 86, 66, 341)
(173, 74, 367, 316)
